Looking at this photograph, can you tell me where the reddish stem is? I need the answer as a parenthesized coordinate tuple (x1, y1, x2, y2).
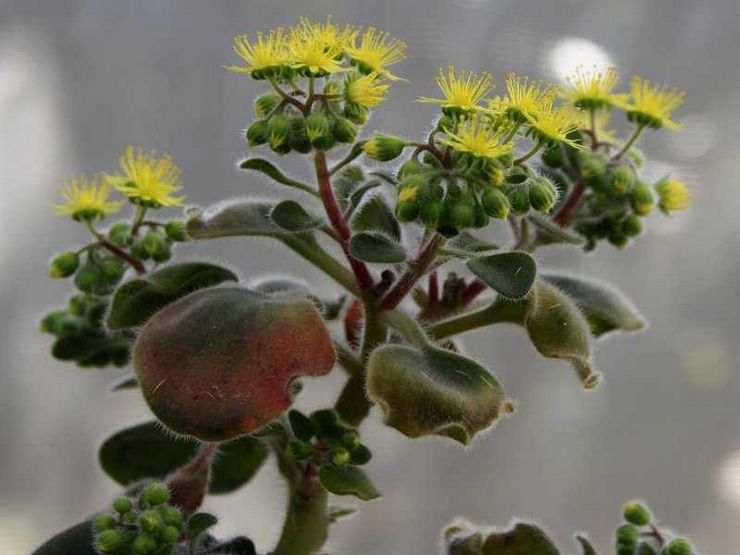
(461, 279, 487, 306)
(166, 443, 217, 515)
(380, 234, 445, 311)
(552, 181, 586, 228)
(98, 239, 146, 274)
(428, 271, 439, 304)
(314, 151, 374, 291)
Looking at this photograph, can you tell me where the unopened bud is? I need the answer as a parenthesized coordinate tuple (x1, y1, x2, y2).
(164, 220, 188, 242)
(330, 447, 351, 466)
(246, 119, 269, 147)
(363, 135, 406, 161)
(266, 115, 292, 152)
(254, 93, 280, 118)
(96, 529, 126, 554)
(481, 188, 510, 219)
(49, 252, 79, 278)
(631, 181, 654, 215)
(332, 117, 358, 144)
(508, 187, 531, 216)
(144, 483, 169, 506)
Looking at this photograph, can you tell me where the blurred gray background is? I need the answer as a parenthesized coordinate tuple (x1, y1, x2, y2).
(1, 0, 739, 553)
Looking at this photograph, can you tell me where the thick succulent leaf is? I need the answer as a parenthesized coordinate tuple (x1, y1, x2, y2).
(542, 273, 646, 338)
(345, 181, 383, 217)
(188, 512, 218, 548)
(575, 536, 598, 555)
(467, 252, 537, 299)
(482, 523, 560, 555)
(367, 343, 511, 445)
(525, 281, 600, 389)
(239, 158, 317, 197)
(318, 464, 380, 501)
(107, 262, 238, 330)
(32, 521, 95, 555)
(444, 232, 500, 257)
(99, 422, 267, 494)
(351, 194, 401, 240)
(528, 213, 586, 246)
(270, 200, 321, 231)
(288, 409, 317, 442)
(350, 231, 407, 263)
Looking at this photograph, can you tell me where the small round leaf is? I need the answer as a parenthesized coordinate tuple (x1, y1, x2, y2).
(467, 252, 536, 299)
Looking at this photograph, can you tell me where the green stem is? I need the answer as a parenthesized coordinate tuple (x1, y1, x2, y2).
(379, 310, 431, 348)
(130, 205, 148, 236)
(614, 123, 645, 160)
(513, 141, 544, 166)
(427, 300, 527, 340)
(268, 76, 308, 115)
(280, 236, 361, 297)
(503, 121, 524, 143)
(272, 448, 329, 555)
(329, 140, 369, 176)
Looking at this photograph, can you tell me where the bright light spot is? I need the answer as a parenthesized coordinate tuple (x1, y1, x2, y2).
(666, 114, 720, 161)
(716, 450, 740, 508)
(546, 38, 614, 82)
(681, 336, 732, 392)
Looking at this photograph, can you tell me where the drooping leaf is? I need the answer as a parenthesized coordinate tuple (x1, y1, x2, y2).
(188, 512, 218, 548)
(328, 506, 358, 523)
(482, 522, 560, 555)
(288, 409, 317, 442)
(345, 181, 383, 217)
(52, 335, 121, 361)
(528, 213, 585, 246)
(318, 465, 380, 501)
(270, 200, 321, 231)
(107, 262, 238, 330)
(525, 281, 600, 389)
(367, 343, 511, 445)
(542, 273, 646, 337)
(31, 521, 95, 555)
(575, 535, 598, 555)
(350, 231, 407, 263)
(351, 194, 401, 240)
(240, 158, 317, 197)
(99, 421, 267, 494)
(467, 252, 537, 299)
(444, 231, 500, 258)
(109, 372, 138, 392)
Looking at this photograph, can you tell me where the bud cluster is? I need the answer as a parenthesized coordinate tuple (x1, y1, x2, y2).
(616, 500, 695, 555)
(93, 483, 183, 554)
(284, 409, 372, 469)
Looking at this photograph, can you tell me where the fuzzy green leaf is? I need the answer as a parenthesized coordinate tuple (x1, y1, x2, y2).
(99, 422, 268, 494)
(240, 158, 317, 197)
(271, 200, 321, 231)
(467, 252, 537, 299)
(188, 512, 218, 547)
(107, 262, 238, 330)
(31, 521, 96, 555)
(444, 232, 500, 257)
(350, 231, 407, 263)
(482, 523, 560, 555)
(351, 195, 401, 240)
(542, 273, 646, 337)
(528, 213, 585, 245)
(525, 281, 599, 388)
(575, 536, 598, 555)
(319, 465, 380, 501)
(367, 343, 511, 445)
(109, 373, 138, 392)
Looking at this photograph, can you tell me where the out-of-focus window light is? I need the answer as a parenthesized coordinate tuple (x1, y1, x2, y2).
(716, 450, 740, 509)
(546, 37, 614, 82)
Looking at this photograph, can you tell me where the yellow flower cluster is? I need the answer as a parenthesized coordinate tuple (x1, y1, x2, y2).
(54, 147, 185, 219)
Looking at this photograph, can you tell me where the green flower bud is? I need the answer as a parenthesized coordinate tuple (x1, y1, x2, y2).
(340, 431, 361, 451)
(74, 263, 104, 293)
(160, 525, 180, 543)
(254, 93, 280, 118)
(481, 188, 510, 219)
(311, 133, 337, 152)
(286, 439, 313, 460)
(364, 135, 406, 161)
(151, 243, 172, 263)
(96, 529, 126, 554)
(108, 222, 131, 247)
(397, 160, 422, 180)
(508, 187, 531, 216)
(621, 214, 643, 237)
(580, 152, 609, 193)
(344, 102, 369, 125)
(49, 252, 80, 278)
(164, 220, 188, 242)
(246, 119, 269, 147)
(142, 232, 165, 256)
(631, 181, 654, 215)
(541, 146, 563, 168)
(132, 534, 158, 554)
(159, 506, 183, 527)
(623, 501, 651, 526)
(330, 446, 351, 466)
(139, 509, 163, 534)
(419, 201, 443, 228)
(288, 116, 312, 153)
(144, 483, 169, 506)
(266, 115, 292, 151)
(609, 165, 635, 193)
(101, 258, 126, 283)
(396, 201, 419, 222)
(420, 181, 444, 202)
(447, 199, 475, 229)
(40, 310, 67, 334)
(93, 514, 116, 532)
(306, 112, 330, 144)
(609, 233, 629, 248)
(472, 205, 489, 229)
(529, 177, 557, 213)
(616, 524, 640, 547)
(664, 539, 693, 555)
(112, 496, 133, 514)
(617, 547, 636, 555)
(332, 117, 358, 144)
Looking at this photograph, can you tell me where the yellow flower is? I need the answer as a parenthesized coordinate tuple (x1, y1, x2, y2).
(344, 27, 406, 81)
(345, 72, 389, 108)
(293, 16, 356, 51)
(418, 66, 493, 113)
(623, 76, 685, 130)
(526, 105, 583, 148)
(492, 74, 555, 122)
(655, 177, 691, 212)
(560, 66, 629, 110)
(225, 28, 290, 77)
(573, 110, 620, 145)
(288, 21, 348, 75)
(398, 185, 418, 203)
(54, 174, 123, 220)
(440, 116, 514, 159)
(106, 147, 185, 208)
